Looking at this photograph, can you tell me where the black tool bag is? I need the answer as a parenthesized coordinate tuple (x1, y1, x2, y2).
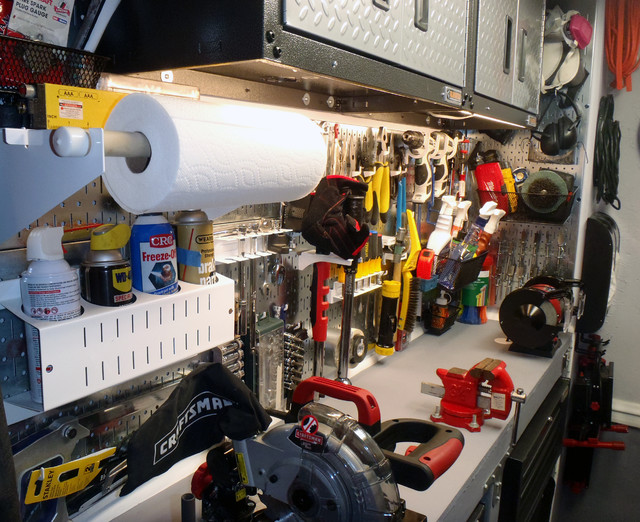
(120, 363, 271, 496)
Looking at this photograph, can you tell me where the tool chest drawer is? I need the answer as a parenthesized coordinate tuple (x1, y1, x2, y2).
(0, 276, 235, 412)
(498, 378, 570, 522)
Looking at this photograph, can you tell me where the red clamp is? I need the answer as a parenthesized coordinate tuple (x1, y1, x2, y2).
(422, 358, 523, 432)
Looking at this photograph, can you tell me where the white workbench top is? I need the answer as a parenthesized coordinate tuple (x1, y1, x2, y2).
(336, 318, 569, 522)
(74, 318, 568, 522)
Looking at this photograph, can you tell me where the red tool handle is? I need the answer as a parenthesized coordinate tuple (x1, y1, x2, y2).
(563, 438, 626, 450)
(374, 419, 464, 491)
(416, 249, 434, 280)
(311, 262, 330, 342)
(289, 376, 381, 434)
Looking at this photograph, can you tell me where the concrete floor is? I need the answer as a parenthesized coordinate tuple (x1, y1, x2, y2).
(554, 427, 640, 521)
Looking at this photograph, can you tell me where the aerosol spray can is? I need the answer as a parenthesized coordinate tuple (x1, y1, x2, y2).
(20, 226, 81, 403)
(130, 213, 178, 295)
(80, 223, 134, 306)
(173, 209, 217, 285)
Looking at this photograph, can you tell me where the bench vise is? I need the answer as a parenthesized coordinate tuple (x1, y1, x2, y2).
(421, 358, 526, 433)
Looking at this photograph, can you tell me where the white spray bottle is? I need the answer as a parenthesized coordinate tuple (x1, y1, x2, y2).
(451, 200, 472, 240)
(426, 195, 457, 256)
(20, 227, 81, 403)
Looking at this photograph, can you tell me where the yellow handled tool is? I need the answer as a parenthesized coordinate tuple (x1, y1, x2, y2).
(398, 210, 422, 333)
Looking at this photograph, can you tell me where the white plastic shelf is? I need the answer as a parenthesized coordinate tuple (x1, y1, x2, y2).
(0, 276, 235, 412)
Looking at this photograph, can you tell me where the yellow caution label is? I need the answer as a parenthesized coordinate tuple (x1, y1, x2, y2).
(501, 168, 518, 212)
(112, 266, 132, 293)
(24, 447, 117, 504)
(44, 84, 125, 129)
(235, 487, 247, 502)
(235, 452, 249, 485)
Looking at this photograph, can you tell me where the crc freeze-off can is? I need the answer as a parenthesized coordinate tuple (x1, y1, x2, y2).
(80, 224, 134, 306)
(173, 210, 217, 285)
(130, 214, 179, 295)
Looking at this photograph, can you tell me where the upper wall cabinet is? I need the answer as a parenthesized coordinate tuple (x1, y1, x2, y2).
(95, 0, 544, 128)
(283, 0, 468, 88)
(475, 0, 545, 114)
(511, 0, 545, 113)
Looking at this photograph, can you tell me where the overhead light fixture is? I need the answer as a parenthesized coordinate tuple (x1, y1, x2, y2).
(97, 73, 200, 100)
(471, 113, 527, 129)
(428, 109, 527, 129)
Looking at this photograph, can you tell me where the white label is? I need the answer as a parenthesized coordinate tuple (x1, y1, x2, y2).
(25, 324, 43, 403)
(8, 0, 75, 47)
(22, 273, 81, 320)
(58, 99, 83, 120)
(491, 392, 507, 412)
(138, 241, 178, 294)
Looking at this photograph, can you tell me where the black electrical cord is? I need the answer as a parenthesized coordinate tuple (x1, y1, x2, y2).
(594, 95, 621, 209)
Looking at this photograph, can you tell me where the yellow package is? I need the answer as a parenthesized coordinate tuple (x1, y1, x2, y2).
(43, 84, 125, 129)
(501, 168, 518, 213)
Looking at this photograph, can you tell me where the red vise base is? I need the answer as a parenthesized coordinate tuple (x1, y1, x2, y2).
(431, 358, 515, 433)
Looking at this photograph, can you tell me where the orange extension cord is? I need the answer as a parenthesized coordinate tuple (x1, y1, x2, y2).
(605, 0, 640, 91)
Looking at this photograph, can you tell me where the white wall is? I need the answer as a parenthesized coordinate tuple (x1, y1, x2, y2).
(597, 66, 640, 427)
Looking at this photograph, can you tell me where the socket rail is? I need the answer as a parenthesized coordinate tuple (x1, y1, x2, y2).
(0, 276, 235, 412)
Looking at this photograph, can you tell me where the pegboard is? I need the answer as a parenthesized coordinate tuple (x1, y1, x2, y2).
(7, 353, 210, 448)
(469, 129, 582, 304)
(0, 309, 28, 399)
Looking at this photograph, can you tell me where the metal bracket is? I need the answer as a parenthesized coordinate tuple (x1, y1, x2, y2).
(483, 462, 504, 509)
(0, 128, 105, 244)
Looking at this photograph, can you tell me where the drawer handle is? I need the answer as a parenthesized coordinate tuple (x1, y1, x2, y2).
(373, 0, 390, 11)
(503, 15, 513, 74)
(518, 28, 527, 82)
(415, 0, 429, 32)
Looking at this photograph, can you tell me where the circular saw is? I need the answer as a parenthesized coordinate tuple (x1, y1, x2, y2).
(237, 402, 404, 521)
(220, 377, 465, 521)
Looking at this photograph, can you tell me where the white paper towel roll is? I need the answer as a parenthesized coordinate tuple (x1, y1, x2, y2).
(103, 93, 326, 218)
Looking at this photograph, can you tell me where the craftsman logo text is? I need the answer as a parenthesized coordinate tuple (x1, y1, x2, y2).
(153, 391, 232, 464)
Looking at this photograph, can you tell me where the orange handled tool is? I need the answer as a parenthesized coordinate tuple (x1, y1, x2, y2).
(311, 262, 331, 376)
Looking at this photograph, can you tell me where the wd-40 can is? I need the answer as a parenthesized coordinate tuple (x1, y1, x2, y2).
(80, 224, 134, 306)
(130, 214, 178, 295)
(173, 209, 217, 285)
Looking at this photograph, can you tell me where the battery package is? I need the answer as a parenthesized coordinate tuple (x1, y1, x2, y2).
(29, 83, 124, 129)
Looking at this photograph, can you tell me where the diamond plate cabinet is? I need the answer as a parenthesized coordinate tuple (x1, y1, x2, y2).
(283, 0, 468, 86)
(475, 0, 545, 113)
(0, 277, 235, 412)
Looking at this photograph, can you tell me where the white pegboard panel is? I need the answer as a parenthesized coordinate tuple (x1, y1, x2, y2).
(473, 130, 581, 178)
(0, 277, 234, 412)
(471, 129, 581, 306)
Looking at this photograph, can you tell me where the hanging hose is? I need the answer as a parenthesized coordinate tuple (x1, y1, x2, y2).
(605, 0, 640, 91)
(594, 95, 621, 209)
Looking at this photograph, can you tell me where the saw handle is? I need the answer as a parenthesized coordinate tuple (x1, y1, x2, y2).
(373, 419, 464, 491)
(287, 376, 381, 435)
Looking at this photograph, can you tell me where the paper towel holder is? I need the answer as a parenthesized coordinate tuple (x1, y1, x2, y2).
(51, 126, 152, 172)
